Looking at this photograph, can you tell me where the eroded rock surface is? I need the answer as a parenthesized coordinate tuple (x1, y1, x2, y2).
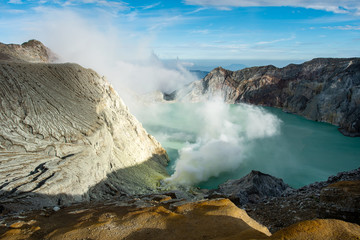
(167, 58, 360, 136)
(0, 41, 169, 213)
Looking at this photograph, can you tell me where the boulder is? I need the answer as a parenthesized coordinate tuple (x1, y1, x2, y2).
(214, 170, 292, 205)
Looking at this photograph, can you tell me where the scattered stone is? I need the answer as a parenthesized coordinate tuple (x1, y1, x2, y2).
(9, 221, 26, 229)
(53, 206, 60, 212)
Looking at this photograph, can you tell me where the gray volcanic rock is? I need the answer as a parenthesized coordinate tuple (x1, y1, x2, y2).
(245, 167, 360, 232)
(0, 41, 169, 212)
(168, 58, 360, 136)
(212, 170, 292, 205)
(0, 39, 57, 63)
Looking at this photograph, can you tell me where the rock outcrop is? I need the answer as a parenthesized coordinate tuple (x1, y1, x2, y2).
(210, 170, 292, 205)
(0, 41, 169, 213)
(0, 40, 57, 63)
(167, 58, 360, 136)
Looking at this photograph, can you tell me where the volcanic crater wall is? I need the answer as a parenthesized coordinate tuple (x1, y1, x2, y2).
(0, 41, 169, 211)
(171, 58, 360, 136)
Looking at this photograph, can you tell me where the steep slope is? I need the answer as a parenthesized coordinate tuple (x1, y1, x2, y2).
(169, 58, 360, 136)
(0, 42, 169, 212)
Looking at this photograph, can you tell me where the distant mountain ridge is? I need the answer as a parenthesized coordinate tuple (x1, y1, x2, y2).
(187, 63, 247, 72)
(166, 58, 360, 136)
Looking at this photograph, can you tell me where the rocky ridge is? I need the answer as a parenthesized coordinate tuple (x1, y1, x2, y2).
(166, 58, 360, 136)
(0, 41, 169, 213)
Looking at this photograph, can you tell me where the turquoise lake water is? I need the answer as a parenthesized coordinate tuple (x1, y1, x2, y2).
(137, 102, 360, 189)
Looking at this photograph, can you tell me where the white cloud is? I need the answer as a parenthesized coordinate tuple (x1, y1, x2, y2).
(142, 2, 161, 10)
(256, 35, 296, 45)
(191, 29, 209, 34)
(148, 15, 183, 31)
(184, 0, 360, 15)
(27, 9, 197, 97)
(186, 7, 207, 14)
(5, 9, 26, 13)
(41, 0, 130, 11)
(322, 25, 360, 30)
(8, 0, 23, 4)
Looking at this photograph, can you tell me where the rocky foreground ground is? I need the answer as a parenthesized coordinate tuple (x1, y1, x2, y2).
(1, 190, 360, 240)
(1, 167, 360, 240)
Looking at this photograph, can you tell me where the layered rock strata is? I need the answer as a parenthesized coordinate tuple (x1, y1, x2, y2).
(167, 58, 360, 136)
(0, 41, 169, 212)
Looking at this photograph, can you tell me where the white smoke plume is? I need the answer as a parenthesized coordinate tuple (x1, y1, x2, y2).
(30, 9, 197, 98)
(165, 99, 282, 186)
(21, 8, 282, 187)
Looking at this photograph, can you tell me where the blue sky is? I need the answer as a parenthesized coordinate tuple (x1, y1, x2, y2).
(1, 0, 360, 64)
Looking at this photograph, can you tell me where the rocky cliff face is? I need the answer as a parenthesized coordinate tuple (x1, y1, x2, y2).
(169, 58, 360, 136)
(0, 41, 169, 212)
